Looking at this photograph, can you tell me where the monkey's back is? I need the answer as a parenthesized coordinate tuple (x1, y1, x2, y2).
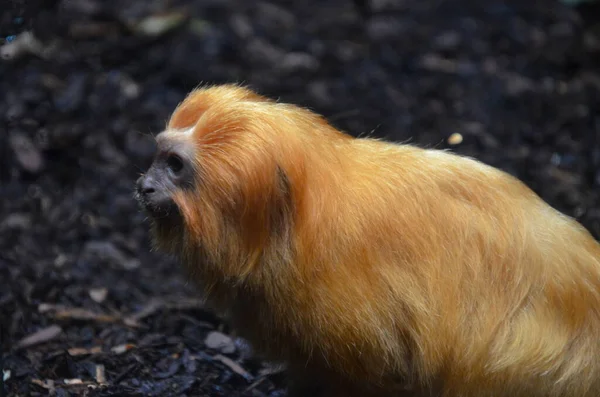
(288, 139, 600, 396)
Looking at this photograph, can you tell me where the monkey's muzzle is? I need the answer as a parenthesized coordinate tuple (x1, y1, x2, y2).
(135, 174, 177, 218)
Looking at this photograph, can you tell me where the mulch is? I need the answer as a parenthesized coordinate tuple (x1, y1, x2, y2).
(1, 0, 599, 395)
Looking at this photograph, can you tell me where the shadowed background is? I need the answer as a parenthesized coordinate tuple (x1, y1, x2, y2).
(1, 0, 599, 395)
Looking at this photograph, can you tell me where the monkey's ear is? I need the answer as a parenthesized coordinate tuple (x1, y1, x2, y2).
(270, 165, 294, 237)
(238, 164, 294, 276)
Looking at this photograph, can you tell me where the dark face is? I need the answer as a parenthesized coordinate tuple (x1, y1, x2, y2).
(135, 134, 194, 218)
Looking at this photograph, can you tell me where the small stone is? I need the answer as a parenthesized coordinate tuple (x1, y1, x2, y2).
(204, 331, 236, 354)
(447, 133, 463, 145)
(9, 132, 44, 173)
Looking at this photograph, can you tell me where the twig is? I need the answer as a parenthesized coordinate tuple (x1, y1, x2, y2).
(53, 308, 118, 323)
(243, 377, 265, 393)
(40, 303, 140, 328)
(213, 354, 253, 381)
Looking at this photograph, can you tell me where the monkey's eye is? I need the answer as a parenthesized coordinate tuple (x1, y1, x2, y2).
(166, 154, 184, 174)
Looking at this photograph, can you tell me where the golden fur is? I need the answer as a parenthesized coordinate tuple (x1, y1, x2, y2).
(144, 84, 600, 397)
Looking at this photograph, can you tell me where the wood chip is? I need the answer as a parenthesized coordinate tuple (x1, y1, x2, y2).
(111, 343, 136, 355)
(16, 325, 62, 349)
(40, 303, 139, 329)
(38, 303, 61, 313)
(95, 364, 106, 384)
(67, 346, 102, 356)
(9, 132, 45, 173)
(31, 378, 55, 391)
(213, 354, 253, 381)
(64, 379, 83, 385)
(129, 12, 186, 37)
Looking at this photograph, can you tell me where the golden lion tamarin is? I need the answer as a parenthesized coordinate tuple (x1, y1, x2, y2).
(135, 84, 600, 397)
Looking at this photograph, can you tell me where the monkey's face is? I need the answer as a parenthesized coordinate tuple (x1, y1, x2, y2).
(135, 133, 195, 220)
(135, 85, 301, 277)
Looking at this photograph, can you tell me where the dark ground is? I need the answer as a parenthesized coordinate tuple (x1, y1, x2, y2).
(1, 0, 600, 396)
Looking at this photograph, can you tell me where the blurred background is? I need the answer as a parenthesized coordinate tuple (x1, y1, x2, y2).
(1, 0, 599, 395)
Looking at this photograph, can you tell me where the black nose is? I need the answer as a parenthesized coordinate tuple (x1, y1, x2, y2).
(137, 175, 156, 196)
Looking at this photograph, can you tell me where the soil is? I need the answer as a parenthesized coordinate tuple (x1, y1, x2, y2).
(1, 0, 600, 396)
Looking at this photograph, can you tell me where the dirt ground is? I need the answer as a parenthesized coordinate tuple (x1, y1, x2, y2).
(1, 0, 599, 396)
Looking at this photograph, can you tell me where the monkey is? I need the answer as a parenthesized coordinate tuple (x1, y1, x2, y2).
(135, 84, 600, 397)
